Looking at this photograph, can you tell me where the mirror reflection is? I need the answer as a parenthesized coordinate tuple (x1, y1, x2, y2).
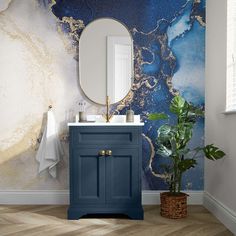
(79, 18, 133, 105)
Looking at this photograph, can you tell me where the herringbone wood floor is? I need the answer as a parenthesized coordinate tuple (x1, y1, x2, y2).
(0, 205, 233, 236)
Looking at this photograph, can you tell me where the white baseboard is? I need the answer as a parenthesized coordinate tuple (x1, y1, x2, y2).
(0, 190, 203, 205)
(203, 192, 236, 235)
(142, 190, 203, 205)
(0, 190, 69, 205)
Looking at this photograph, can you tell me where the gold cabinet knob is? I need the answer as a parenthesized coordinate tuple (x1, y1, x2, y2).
(105, 150, 112, 156)
(98, 150, 106, 156)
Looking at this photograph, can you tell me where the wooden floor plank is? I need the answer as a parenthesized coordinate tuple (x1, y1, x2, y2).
(0, 205, 233, 236)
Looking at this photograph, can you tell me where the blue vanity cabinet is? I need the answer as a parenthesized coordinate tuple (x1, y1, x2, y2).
(68, 125, 144, 220)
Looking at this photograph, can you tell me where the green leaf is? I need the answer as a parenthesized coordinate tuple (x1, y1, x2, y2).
(157, 126, 175, 148)
(203, 144, 226, 160)
(173, 123, 193, 149)
(157, 125, 173, 143)
(178, 159, 197, 172)
(177, 148, 191, 156)
(148, 113, 168, 121)
(169, 137, 177, 154)
(170, 96, 186, 115)
(157, 145, 172, 157)
(158, 124, 172, 135)
(177, 123, 193, 140)
(194, 108, 204, 116)
(178, 102, 204, 124)
(181, 124, 193, 142)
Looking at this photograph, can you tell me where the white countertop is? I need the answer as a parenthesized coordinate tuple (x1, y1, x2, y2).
(68, 122, 144, 126)
(68, 115, 144, 126)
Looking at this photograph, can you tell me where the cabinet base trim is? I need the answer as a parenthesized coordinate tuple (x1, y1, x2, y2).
(0, 190, 203, 205)
(68, 206, 144, 220)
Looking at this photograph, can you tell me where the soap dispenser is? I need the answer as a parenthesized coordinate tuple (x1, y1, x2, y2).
(126, 106, 134, 122)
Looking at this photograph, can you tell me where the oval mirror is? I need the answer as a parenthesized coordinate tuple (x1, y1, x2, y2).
(79, 18, 133, 105)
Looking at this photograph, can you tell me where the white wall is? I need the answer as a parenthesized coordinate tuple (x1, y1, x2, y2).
(205, 0, 236, 234)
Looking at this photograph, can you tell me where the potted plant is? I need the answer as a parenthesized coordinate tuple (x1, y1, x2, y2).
(148, 95, 225, 219)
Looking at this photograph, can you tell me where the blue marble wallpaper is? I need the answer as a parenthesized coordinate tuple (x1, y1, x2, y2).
(47, 0, 205, 190)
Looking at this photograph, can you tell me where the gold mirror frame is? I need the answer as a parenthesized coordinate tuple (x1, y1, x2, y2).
(79, 17, 134, 106)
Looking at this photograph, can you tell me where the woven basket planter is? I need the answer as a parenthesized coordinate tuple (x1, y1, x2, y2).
(160, 192, 188, 219)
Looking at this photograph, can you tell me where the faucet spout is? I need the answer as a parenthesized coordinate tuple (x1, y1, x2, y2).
(105, 96, 113, 122)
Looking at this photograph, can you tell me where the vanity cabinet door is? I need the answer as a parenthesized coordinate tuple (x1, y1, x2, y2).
(105, 148, 140, 206)
(70, 147, 106, 205)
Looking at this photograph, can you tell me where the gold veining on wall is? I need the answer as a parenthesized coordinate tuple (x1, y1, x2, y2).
(115, 91, 134, 111)
(0, 0, 205, 191)
(135, 46, 158, 90)
(56, 25, 76, 55)
(53, 13, 160, 116)
(0, 122, 40, 164)
(195, 15, 206, 27)
(61, 17, 85, 39)
(56, 17, 85, 56)
(49, 0, 57, 9)
(0, 11, 55, 152)
(0, 0, 80, 190)
(0, 12, 54, 95)
(193, 0, 206, 27)
(142, 133, 170, 181)
(157, 34, 179, 96)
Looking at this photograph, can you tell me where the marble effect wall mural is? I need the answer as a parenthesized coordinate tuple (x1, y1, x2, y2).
(0, 0, 205, 191)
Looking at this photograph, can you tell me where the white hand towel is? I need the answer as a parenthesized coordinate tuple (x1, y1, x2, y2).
(36, 110, 64, 178)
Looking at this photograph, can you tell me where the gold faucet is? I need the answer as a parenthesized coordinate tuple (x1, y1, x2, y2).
(105, 96, 113, 122)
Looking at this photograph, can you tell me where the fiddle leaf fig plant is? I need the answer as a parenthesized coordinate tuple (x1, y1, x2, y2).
(148, 95, 225, 195)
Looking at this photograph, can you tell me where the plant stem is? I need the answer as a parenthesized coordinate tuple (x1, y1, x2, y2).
(173, 156, 178, 194)
(177, 172, 182, 193)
